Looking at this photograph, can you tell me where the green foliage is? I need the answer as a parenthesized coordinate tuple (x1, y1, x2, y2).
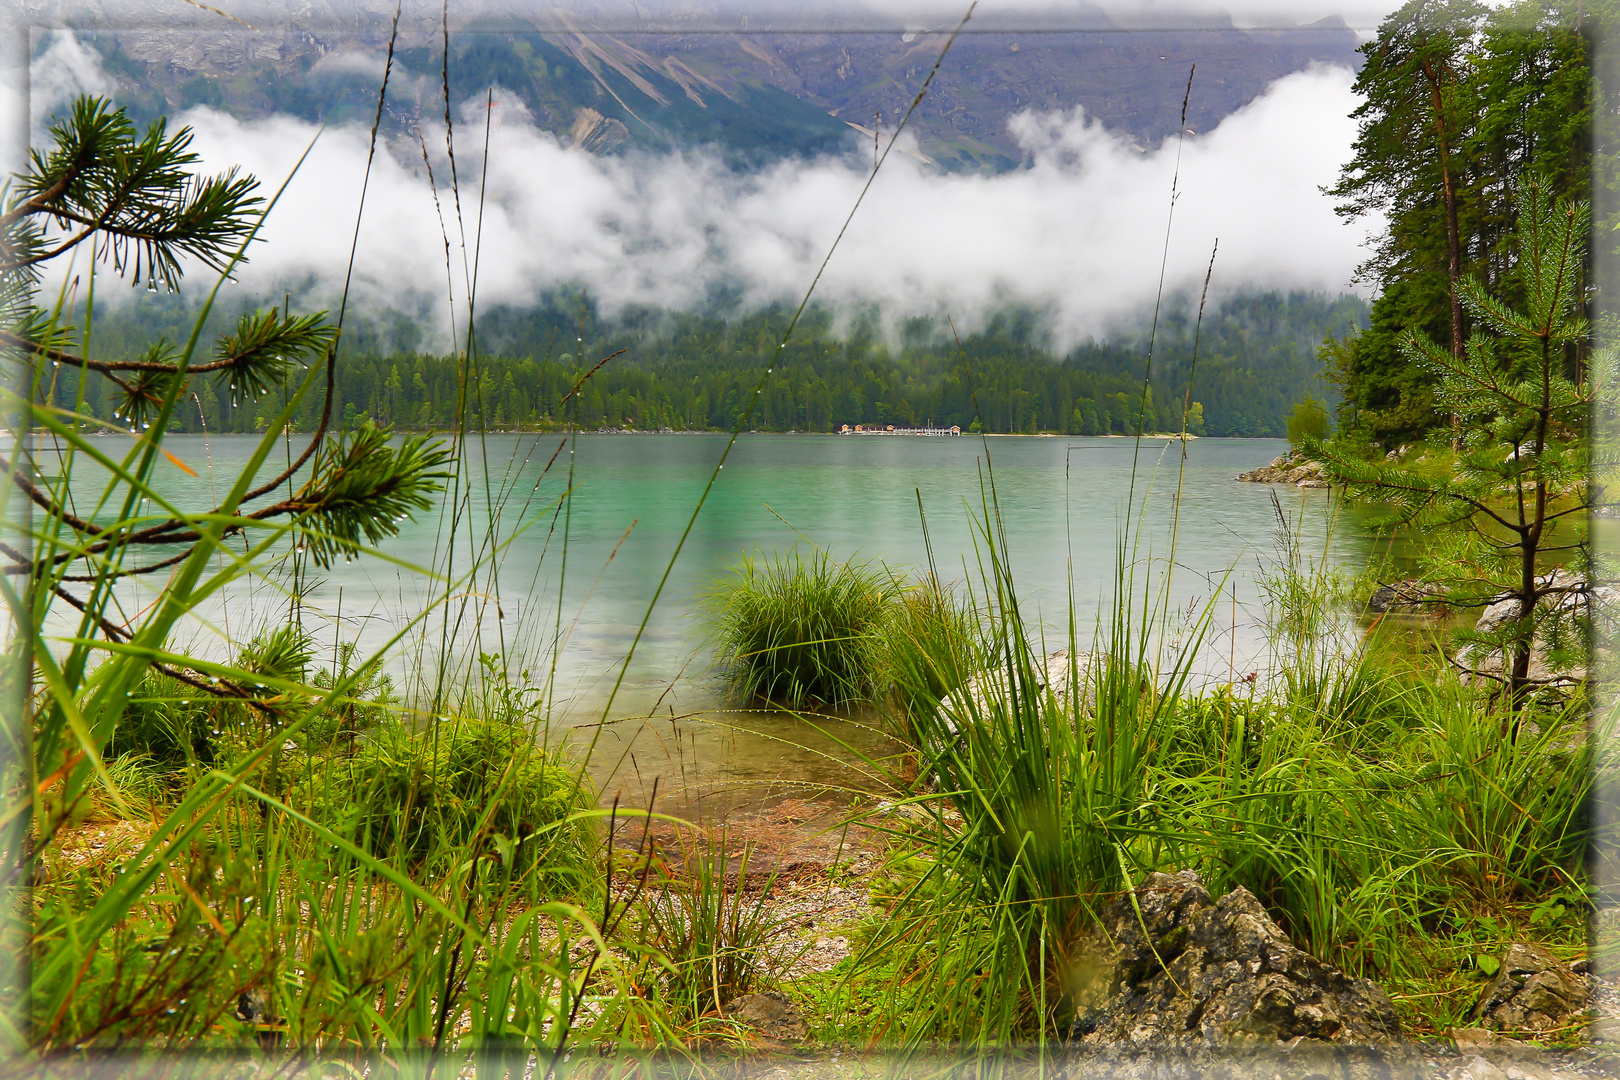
(1313, 187, 1592, 698)
(103, 672, 220, 768)
(4, 96, 260, 298)
(1328, 0, 1591, 442)
(835, 485, 1598, 1049)
(290, 421, 454, 568)
(1285, 396, 1333, 446)
(632, 838, 797, 1028)
(76, 289, 1366, 438)
(874, 576, 982, 724)
(842, 510, 1213, 1045)
(5, 95, 650, 1070)
(3, 95, 450, 695)
(31, 841, 281, 1052)
(708, 550, 901, 708)
(306, 718, 595, 891)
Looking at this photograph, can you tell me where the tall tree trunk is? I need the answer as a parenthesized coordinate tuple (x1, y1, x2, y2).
(1423, 58, 1466, 451)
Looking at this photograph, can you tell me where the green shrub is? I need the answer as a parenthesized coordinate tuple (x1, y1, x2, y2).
(1286, 396, 1332, 447)
(708, 549, 900, 708)
(105, 672, 227, 768)
(306, 718, 595, 894)
(103, 627, 367, 775)
(874, 576, 982, 723)
(305, 640, 398, 748)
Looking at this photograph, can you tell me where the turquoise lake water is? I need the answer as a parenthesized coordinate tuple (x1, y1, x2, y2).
(49, 431, 1372, 808)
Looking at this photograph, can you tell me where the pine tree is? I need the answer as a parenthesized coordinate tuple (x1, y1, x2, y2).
(2, 96, 450, 701)
(1311, 186, 1592, 704)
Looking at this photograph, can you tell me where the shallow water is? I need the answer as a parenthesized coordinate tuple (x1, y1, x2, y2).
(45, 431, 1375, 808)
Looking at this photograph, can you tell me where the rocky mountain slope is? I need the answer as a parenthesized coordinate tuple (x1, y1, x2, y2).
(47, 0, 1360, 169)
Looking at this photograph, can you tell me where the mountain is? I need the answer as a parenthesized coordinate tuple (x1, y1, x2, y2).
(62, 2, 1360, 170)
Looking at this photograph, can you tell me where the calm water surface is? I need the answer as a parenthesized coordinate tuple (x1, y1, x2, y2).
(56, 432, 1372, 809)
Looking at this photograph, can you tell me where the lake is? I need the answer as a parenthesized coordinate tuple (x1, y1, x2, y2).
(48, 431, 1373, 810)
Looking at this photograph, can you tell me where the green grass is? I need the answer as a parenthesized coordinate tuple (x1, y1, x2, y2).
(707, 548, 902, 708)
(629, 831, 801, 1036)
(812, 491, 1603, 1054)
(303, 716, 596, 894)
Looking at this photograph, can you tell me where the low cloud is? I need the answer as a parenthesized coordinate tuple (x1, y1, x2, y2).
(29, 31, 115, 144)
(33, 39, 1377, 353)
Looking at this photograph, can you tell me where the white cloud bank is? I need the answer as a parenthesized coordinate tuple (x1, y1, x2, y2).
(33, 42, 1377, 351)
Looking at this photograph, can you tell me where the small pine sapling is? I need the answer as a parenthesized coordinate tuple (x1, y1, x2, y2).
(1311, 186, 1591, 706)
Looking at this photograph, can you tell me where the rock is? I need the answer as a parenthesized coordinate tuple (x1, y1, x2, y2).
(724, 990, 808, 1044)
(1460, 1056, 1512, 1080)
(936, 649, 1093, 735)
(1451, 1026, 1542, 1063)
(1065, 870, 1417, 1079)
(1467, 943, 1588, 1035)
(1460, 570, 1596, 688)
(871, 799, 932, 828)
(570, 107, 630, 153)
(235, 987, 272, 1023)
(1368, 579, 1443, 615)
(1237, 454, 1330, 486)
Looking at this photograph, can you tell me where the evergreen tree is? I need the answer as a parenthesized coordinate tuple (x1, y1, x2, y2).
(1327, 0, 1590, 445)
(2, 97, 450, 694)
(1312, 188, 1592, 705)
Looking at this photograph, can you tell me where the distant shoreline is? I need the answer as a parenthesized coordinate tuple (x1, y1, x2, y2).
(72, 426, 1285, 440)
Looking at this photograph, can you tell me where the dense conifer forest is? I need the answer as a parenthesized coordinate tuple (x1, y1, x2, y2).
(60, 289, 1367, 437)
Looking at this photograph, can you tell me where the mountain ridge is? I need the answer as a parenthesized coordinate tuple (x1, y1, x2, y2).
(52, 2, 1361, 170)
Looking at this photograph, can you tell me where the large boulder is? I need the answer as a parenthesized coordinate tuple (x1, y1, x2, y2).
(1063, 870, 1418, 1079)
(1458, 569, 1609, 688)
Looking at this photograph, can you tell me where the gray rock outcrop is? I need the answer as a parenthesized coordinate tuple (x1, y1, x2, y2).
(1459, 569, 1609, 688)
(1063, 870, 1417, 1079)
(1237, 453, 1330, 487)
(1368, 580, 1444, 615)
(570, 107, 631, 153)
(936, 648, 1093, 735)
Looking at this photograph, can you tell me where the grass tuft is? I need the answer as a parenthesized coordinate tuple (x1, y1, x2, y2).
(708, 549, 900, 708)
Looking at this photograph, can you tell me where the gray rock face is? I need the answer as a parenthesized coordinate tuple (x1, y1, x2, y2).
(570, 107, 632, 153)
(1467, 944, 1589, 1036)
(1460, 570, 1603, 688)
(1064, 870, 1417, 1079)
(936, 649, 1092, 735)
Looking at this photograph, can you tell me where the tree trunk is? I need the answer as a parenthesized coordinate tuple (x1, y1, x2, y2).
(1423, 58, 1466, 451)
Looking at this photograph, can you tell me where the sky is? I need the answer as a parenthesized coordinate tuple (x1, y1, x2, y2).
(14, 1, 1399, 351)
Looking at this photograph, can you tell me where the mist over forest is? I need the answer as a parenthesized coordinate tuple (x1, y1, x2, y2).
(51, 285, 1368, 436)
(21, 5, 1384, 437)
